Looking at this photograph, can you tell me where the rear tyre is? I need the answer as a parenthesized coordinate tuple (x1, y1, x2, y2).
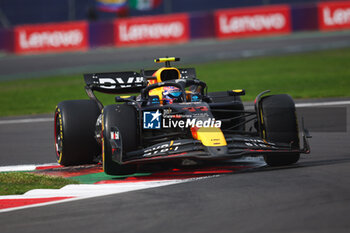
(102, 104, 138, 175)
(55, 100, 101, 166)
(260, 94, 300, 166)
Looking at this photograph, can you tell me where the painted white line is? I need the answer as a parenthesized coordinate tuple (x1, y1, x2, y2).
(0, 165, 37, 172)
(295, 100, 350, 108)
(0, 163, 59, 172)
(0, 118, 52, 125)
(0, 197, 78, 213)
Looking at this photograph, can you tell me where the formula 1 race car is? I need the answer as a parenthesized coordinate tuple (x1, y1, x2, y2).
(54, 57, 311, 175)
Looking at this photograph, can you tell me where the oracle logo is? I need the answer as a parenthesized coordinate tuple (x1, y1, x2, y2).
(19, 30, 84, 49)
(119, 22, 185, 42)
(219, 13, 286, 33)
(322, 7, 350, 26)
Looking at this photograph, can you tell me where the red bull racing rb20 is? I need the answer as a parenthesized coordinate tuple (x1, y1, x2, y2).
(54, 57, 311, 175)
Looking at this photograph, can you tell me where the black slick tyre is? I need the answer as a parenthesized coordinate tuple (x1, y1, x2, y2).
(260, 94, 300, 166)
(54, 100, 100, 166)
(102, 104, 138, 175)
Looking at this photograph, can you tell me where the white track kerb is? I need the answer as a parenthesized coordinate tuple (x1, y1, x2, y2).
(0, 163, 59, 172)
(0, 100, 349, 213)
(0, 180, 199, 213)
(0, 162, 203, 213)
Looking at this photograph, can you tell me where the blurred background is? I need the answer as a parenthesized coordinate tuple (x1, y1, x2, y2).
(1, 0, 348, 55)
(0, 0, 333, 27)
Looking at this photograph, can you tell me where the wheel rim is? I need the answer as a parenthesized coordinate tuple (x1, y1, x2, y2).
(54, 111, 62, 160)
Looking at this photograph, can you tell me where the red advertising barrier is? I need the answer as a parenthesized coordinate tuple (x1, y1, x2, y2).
(114, 14, 190, 46)
(14, 21, 88, 54)
(214, 5, 291, 39)
(318, 1, 350, 31)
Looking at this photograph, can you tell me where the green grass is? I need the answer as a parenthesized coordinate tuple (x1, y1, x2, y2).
(0, 172, 79, 195)
(196, 48, 350, 100)
(0, 48, 349, 117)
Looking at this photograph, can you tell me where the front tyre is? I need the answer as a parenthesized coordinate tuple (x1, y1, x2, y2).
(260, 94, 300, 166)
(55, 100, 100, 166)
(102, 104, 138, 175)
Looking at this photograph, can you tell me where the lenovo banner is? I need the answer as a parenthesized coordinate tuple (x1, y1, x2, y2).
(14, 21, 88, 54)
(114, 14, 190, 46)
(318, 1, 350, 31)
(215, 5, 291, 39)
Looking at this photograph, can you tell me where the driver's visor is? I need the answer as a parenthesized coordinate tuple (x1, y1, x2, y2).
(169, 91, 182, 98)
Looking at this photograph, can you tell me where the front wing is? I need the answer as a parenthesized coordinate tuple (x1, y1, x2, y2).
(109, 130, 311, 165)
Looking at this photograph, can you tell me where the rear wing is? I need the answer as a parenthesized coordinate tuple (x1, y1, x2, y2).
(84, 72, 147, 94)
(84, 68, 197, 94)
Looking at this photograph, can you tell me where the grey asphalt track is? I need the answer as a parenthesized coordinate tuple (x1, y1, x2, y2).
(0, 101, 350, 233)
(0, 114, 55, 166)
